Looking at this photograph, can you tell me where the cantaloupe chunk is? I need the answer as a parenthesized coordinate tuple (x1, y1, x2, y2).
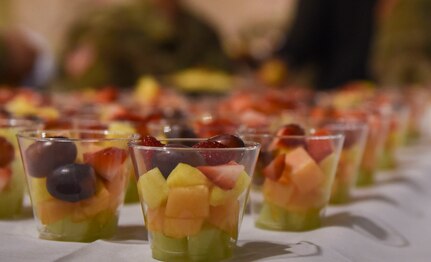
(29, 177, 53, 204)
(209, 171, 250, 206)
(167, 163, 209, 187)
(165, 185, 209, 219)
(163, 217, 204, 238)
(137, 167, 168, 209)
(208, 199, 239, 238)
(284, 147, 324, 194)
(146, 206, 165, 232)
(71, 184, 111, 222)
(262, 178, 294, 209)
(36, 198, 75, 225)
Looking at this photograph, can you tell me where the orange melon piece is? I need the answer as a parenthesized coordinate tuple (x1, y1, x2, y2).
(262, 178, 294, 209)
(288, 188, 326, 211)
(208, 199, 239, 238)
(36, 199, 75, 225)
(165, 185, 209, 219)
(163, 217, 204, 238)
(146, 206, 165, 232)
(283, 147, 324, 194)
(71, 184, 111, 222)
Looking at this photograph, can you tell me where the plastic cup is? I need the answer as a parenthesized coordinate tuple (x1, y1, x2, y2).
(242, 132, 344, 231)
(129, 138, 260, 262)
(320, 122, 368, 204)
(17, 130, 135, 242)
(0, 118, 42, 218)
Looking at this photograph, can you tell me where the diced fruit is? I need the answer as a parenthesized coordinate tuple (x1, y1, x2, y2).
(166, 163, 208, 187)
(28, 177, 53, 203)
(165, 185, 209, 219)
(0, 167, 12, 192)
(137, 167, 168, 209)
(197, 162, 244, 190)
(0, 164, 25, 218)
(208, 134, 245, 148)
(188, 226, 232, 261)
(71, 184, 111, 222)
(256, 201, 289, 230)
(262, 154, 286, 181)
(271, 124, 306, 149)
(152, 144, 205, 177)
(46, 163, 97, 202)
(24, 137, 77, 178)
(208, 199, 239, 238)
(262, 178, 294, 209)
(306, 130, 334, 162)
(284, 147, 324, 194)
(288, 188, 325, 211)
(0, 137, 14, 167)
(193, 140, 233, 166)
(319, 153, 338, 178)
(209, 171, 250, 206)
(139, 135, 164, 147)
(107, 122, 136, 138)
(163, 217, 204, 238)
(151, 232, 187, 261)
(36, 198, 76, 224)
(146, 207, 165, 232)
(83, 147, 128, 181)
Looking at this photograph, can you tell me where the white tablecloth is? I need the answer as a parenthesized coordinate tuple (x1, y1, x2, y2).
(2, 141, 431, 261)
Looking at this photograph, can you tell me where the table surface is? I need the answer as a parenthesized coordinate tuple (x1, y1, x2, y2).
(2, 139, 431, 262)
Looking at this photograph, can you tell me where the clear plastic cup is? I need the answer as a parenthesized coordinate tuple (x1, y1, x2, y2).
(242, 132, 344, 231)
(0, 118, 42, 218)
(17, 130, 135, 242)
(129, 138, 260, 261)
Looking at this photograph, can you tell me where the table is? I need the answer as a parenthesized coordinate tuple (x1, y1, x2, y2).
(2, 140, 431, 261)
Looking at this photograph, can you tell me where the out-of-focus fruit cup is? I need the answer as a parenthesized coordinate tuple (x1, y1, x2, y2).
(0, 118, 42, 218)
(379, 105, 410, 170)
(317, 122, 368, 204)
(17, 130, 135, 242)
(242, 125, 344, 231)
(356, 111, 390, 187)
(129, 135, 260, 262)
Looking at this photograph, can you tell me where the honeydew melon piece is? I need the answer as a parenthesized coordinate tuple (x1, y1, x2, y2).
(188, 226, 232, 262)
(146, 206, 165, 232)
(167, 163, 209, 188)
(163, 217, 204, 238)
(284, 147, 324, 194)
(165, 185, 209, 219)
(208, 199, 239, 238)
(0, 163, 25, 218)
(283, 208, 322, 231)
(209, 171, 250, 206)
(255, 201, 289, 230)
(151, 232, 187, 262)
(262, 178, 294, 209)
(137, 167, 168, 209)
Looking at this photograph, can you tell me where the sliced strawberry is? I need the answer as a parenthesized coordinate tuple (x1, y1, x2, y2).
(270, 124, 306, 150)
(83, 147, 128, 181)
(138, 135, 163, 170)
(0, 167, 12, 192)
(197, 161, 245, 190)
(306, 129, 333, 162)
(0, 137, 14, 167)
(262, 153, 286, 181)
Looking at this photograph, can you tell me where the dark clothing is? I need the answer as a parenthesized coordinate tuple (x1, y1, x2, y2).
(278, 0, 378, 90)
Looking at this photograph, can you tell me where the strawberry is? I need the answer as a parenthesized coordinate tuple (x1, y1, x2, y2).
(138, 135, 163, 170)
(306, 129, 334, 162)
(197, 161, 245, 190)
(0, 137, 14, 167)
(270, 124, 306, 150)
(193, 140, 234, 166)
(83, 147, 128, 181)
(262, 153, 286, 181)
(0, 167, 12, 192)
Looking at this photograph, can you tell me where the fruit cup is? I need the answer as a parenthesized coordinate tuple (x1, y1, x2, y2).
(129, 135, 260, 262)
(0, 118, 42, 218)
(242, 125, 344, 231)
(17, 130, 135, 242)
(319, 122, 368, 204)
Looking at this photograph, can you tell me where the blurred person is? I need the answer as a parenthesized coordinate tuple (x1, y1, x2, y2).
(274, 0, 379, 90)
(57, 0, 233, 89)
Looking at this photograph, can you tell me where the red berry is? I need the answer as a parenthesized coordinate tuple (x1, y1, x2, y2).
(0, 137, 14, 167)
(138, 136, 163, 171)
(276, 124, 306, 136)
(193, 140, 234, 166)
(139, 136, 163, 147)
(272, 124, 306, 149)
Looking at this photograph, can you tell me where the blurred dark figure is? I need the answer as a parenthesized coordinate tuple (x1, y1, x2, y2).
(58, 0, 232, 89)
(276, 0, 378, 90)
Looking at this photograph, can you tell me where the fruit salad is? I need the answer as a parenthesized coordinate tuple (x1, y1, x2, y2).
(130, 135, 260, 262)
(17, 130, 132, 242)
(0, 119, 40, 218)
(243, 124, 344, 231)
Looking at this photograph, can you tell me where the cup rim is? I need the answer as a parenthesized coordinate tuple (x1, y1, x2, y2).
(16, 129, 139, 142)
(128, 137, 260, 151)
(239, 132, 345, 141)
(0, 118, 41, 128)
